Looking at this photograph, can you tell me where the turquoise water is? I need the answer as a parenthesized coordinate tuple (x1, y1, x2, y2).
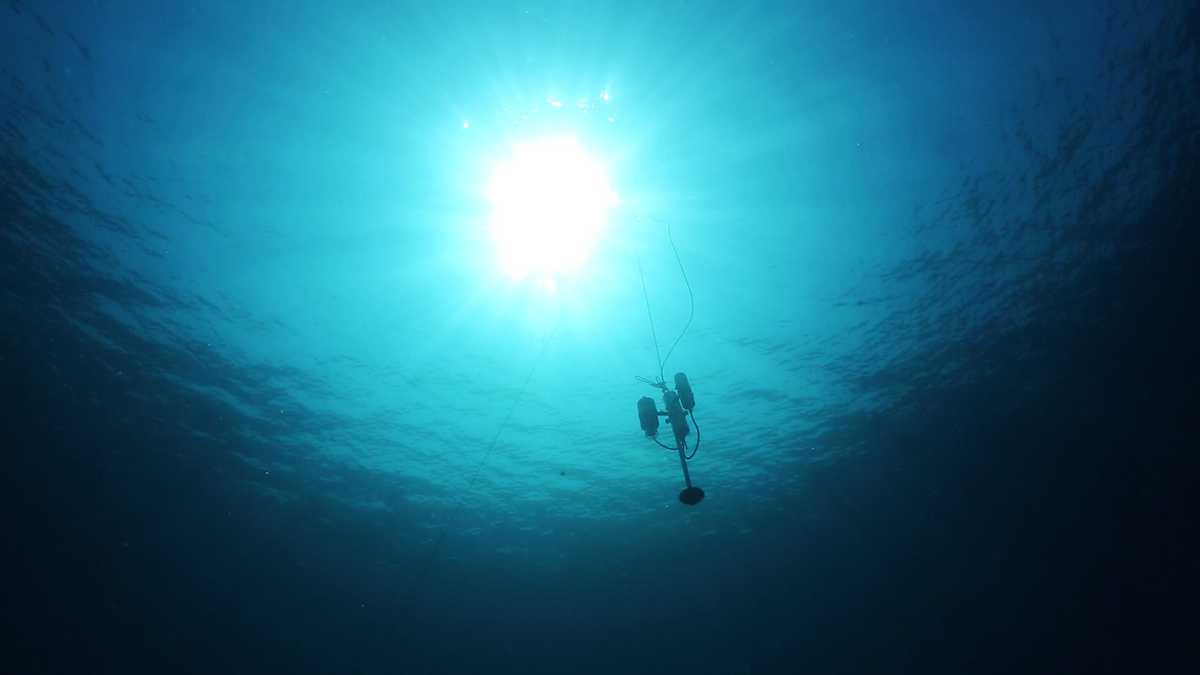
(3, 0, 1194, 672)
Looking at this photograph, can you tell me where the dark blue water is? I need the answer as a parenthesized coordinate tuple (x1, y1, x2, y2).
(3, 1, 1196, 672)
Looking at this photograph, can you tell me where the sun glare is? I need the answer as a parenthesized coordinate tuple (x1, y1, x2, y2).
(486, 136, 617, 281)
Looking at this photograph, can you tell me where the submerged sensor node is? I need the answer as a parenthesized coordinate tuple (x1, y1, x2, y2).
(633, 216, 702, 504)
(636, 372, 703, 505)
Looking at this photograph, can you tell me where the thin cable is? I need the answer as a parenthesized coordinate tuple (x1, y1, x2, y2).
(647, 415, 700, 458)
(400, 313, 562, 612)
(636, 374, 666, 390)
(636, 247, 665, 382)
(647, 216, 695, 376)
(685, 413, 700, 460)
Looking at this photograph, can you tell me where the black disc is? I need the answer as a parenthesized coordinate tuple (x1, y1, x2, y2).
(679, 486, 705, 505)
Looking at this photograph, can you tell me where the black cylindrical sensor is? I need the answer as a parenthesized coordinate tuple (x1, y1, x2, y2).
(637, 397, 660, 437)
(674, 372, 695, 411)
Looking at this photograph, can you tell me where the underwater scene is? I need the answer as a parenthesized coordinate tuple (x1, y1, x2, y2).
(2, 1, 1196, 672)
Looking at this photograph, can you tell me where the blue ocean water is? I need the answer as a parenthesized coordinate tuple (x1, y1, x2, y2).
(2, 1, 1196, 673)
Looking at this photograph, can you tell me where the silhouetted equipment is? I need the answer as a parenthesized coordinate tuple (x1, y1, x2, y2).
(638, 396, 660, 437)
(636, 372, 704, 506)
(634, 216, 704, 505)
(674, 372, 695, 412)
